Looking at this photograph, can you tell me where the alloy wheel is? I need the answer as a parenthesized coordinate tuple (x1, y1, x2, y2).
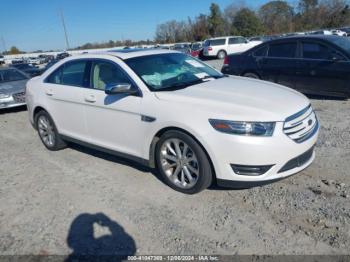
(159, 138, 200, 189)
(37, 115, 56, 147)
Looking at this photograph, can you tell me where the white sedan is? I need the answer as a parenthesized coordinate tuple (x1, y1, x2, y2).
(26, 49, 319, 194)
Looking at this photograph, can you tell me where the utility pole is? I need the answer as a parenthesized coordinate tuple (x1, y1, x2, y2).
(59, 9, 70, 50)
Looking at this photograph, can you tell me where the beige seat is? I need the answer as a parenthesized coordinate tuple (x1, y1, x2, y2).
(93, 63, 117, 90)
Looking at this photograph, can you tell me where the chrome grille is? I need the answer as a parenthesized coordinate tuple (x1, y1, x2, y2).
(283, 105, 318, 143)
(12, 92, 26, 103)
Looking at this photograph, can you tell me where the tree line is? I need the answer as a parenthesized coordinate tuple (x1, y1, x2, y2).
(155, 0, 350, 43)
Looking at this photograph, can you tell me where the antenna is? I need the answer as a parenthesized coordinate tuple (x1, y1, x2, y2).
(60, 9, 70, 50)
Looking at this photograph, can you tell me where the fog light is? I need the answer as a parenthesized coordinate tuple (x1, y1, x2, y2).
(231, 164, 273, 176)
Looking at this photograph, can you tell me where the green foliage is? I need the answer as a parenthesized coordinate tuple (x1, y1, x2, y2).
(9, 46, 22, 55)
(233, 8, 265, 37)
(208, 3, 225, 37)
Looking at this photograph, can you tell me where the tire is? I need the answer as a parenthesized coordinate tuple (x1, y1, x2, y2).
(217, 50, 226, 60)
(35, 110, 67, 151)
(155, 130, 213, 194)
(243, 72, 260, 79)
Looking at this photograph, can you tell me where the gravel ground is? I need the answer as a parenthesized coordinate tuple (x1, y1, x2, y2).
(0, 59, 349, 256)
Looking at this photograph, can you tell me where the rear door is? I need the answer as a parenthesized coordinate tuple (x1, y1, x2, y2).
(295, 40, 350, 97)
(260, 41, 298, 88)
(44, 60, 89, 140)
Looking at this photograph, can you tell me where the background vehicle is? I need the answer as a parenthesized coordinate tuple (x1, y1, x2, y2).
(221, 35, 350, 98)
(203, 36, 261, 59)
(27, 57, 40, 65)
(311, 30, 333, 35)
(338, 27, 350, 36)
(56, 52, 70, 60)
(10, 63, 43, 77)
(0, 67, 29, 109)
(332, 30, 347, 36)
(27, 50, 318, 194)
(11, 58, 25, 65)
(249, 36, 277, 42)
(190, 42, 202, 57)
(0, 55, 4, 65)
(173, 43, 191, 54)
(43, 59, 59, 71)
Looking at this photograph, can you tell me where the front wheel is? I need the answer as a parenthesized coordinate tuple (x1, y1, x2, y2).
(155, 131, 213, 194)
(35, 110, 67, 151)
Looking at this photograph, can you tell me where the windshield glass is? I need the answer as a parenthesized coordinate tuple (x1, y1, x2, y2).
(0, 69, 27, 83)
(329, 37, 350, 54)
(125, 53, 223, 91)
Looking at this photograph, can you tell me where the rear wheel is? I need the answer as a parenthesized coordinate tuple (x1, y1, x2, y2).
(155, 131, 213, 194)
(243, 72, 260, 79)
(217, 50, 226, 60)
(35, 110, 67, 151)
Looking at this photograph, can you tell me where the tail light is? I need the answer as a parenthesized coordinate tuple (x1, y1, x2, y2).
(223, 55, 230, 65)
(208, 47, 213, 51)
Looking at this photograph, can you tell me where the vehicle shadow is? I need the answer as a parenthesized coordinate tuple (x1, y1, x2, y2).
(68, 143, 168, 186)
(66, 212, 136, 261)
(0, 105, 27, 114)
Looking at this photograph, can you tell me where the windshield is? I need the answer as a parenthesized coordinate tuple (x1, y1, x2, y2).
(329, 37, 350, 54)
(125, 53, 223, 91)
(0, 69, 27, 83)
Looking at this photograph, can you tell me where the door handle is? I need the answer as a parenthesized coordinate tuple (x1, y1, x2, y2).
(84, 95, 96, 103)
(45, 89, 53, 96)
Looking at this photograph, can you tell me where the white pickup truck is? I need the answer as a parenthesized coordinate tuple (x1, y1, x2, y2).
(202, 36, 262, 59)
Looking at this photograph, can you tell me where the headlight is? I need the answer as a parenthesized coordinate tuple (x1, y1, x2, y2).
(0, 93, 10, 99)
(209, 119, 275, 136)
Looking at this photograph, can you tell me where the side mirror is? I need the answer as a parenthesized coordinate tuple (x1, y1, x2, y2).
(105, 83, 137, 95)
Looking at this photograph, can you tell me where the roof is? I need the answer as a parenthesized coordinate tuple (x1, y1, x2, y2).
(275, 35, 345, 41)
(107, 48, 179, 59)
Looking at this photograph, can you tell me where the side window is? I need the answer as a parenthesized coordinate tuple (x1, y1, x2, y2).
(62, 61, 88, 87)
(91, 61, 131, 90)
(268, 42, 297, 58)
(210, 39, 226, 46)
(46, 66, 63, 84)
(229, 38, 239, 44)
(302, 42, 344, 60)
(253, 45, 268, 57)
(46, 61, 88, 87)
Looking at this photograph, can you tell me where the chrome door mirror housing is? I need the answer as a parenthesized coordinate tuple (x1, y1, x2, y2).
(105, 83, 137, 95)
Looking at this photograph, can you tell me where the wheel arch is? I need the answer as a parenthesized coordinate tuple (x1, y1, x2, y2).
(241, 70, 261, 79)
(148, 126, 216, 180)
(217, 49, 227, 57)
(33, 106, 51, 129)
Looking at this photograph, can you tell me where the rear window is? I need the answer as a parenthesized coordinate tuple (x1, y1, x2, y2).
(268, 42, 297, 58)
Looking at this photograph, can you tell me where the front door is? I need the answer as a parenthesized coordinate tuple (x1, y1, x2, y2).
(82, 60, 144, 157)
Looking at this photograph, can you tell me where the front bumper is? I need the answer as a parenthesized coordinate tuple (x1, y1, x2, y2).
(0, 94, 26, 109)
(208, 121, 319, 184)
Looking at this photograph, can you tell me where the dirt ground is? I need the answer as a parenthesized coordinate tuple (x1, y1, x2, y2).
(0, 60, 349, 256)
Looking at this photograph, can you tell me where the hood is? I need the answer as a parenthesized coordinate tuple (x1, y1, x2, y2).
(154, 76, 309, 122)
(0, 80, 27, 95)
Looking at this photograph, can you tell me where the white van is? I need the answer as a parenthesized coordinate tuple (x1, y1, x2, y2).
(202, 36, 262, 59)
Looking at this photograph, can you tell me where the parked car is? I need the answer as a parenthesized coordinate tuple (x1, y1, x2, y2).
(173, 43, 191, 54)
(338, 27, 350, 36)
(26, 49, 319, 194)
(43, 59, 59, 71)
(0, 67, 29, 109)
(310, 30, 332, 35)
(10, 63, 43, 77)
(56, 52, 70, 60)
(0, 55, 5, 65)
(11, 58, 25, 65)
(189, 42, 202, 57)
(27, 57, 40, 65)
(221, 35, 350, 98)
(202, 36, 262, 59)
(331, 29, 347, 37)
